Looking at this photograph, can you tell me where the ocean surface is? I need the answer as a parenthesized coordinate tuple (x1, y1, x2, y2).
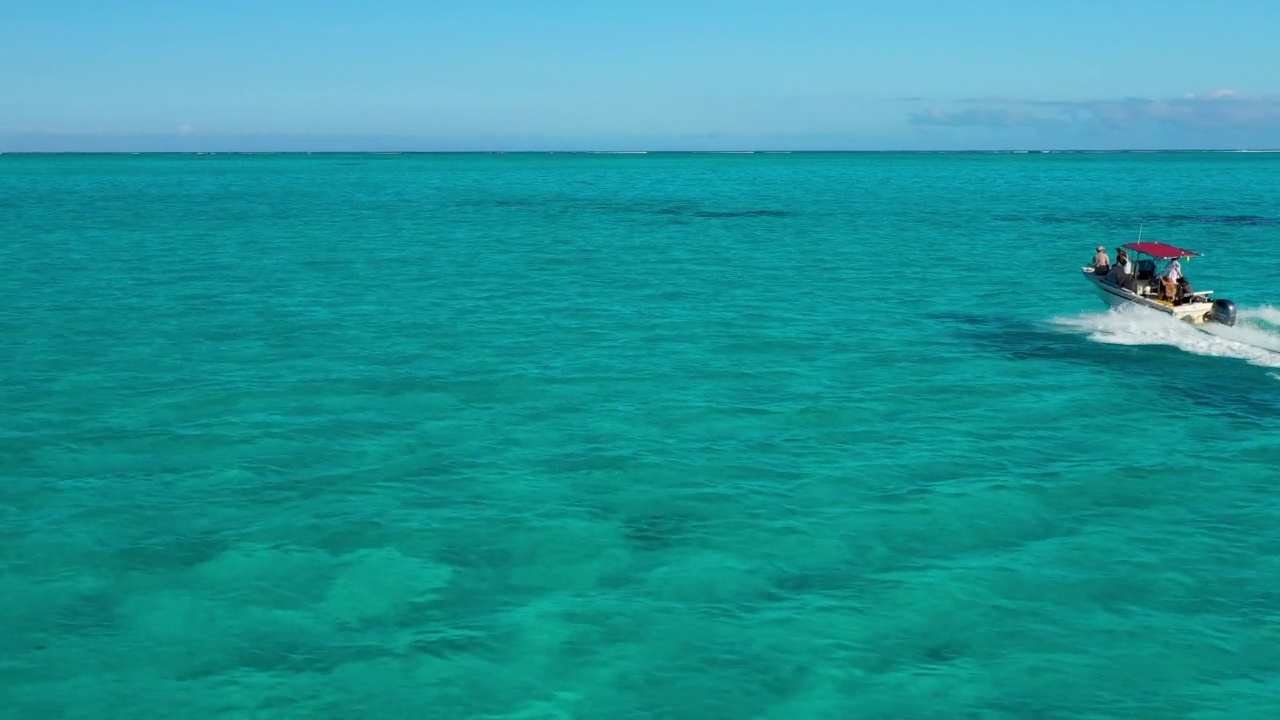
(3, 151, 1280, 719)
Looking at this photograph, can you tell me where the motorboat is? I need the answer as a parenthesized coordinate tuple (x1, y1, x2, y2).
(1081, 241, 1237, 326)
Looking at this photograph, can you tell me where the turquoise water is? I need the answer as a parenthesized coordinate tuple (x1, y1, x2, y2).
(3, 151, 1280, 718)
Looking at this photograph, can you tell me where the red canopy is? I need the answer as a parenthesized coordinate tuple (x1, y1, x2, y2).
(1122, 241, 1201, 259)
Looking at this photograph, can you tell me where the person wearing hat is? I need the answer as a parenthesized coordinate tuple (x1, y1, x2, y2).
(1160, 256, 1184, 303)
(1091, 245, 1111, 274)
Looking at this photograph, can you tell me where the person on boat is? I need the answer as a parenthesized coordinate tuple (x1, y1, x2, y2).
(1110, 250, 1134, 290)
(1091, 245, 1111, 273)
(1161, 257, 1183, 302)
(1176, 276, 1195, 304)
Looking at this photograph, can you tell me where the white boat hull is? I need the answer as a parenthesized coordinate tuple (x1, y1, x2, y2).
(1081, 267, 1215, 324)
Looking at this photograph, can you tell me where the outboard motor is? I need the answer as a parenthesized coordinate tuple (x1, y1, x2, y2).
(1210, 298, 1237, 326)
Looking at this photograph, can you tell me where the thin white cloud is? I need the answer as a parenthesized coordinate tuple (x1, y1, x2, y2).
(911, 90, 1280, 133)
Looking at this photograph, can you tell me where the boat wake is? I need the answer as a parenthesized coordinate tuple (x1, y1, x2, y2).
(1236, 305, 1280, 330)
(1049, 303, 1280, 372)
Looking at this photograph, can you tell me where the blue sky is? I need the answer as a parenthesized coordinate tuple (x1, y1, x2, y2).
(3, 0, 1279, 151)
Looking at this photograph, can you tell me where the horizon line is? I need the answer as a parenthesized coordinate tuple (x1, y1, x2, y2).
(4, 148, 1280, 156)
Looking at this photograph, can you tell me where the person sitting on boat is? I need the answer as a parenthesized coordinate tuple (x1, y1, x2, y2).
(1161, 257, 1183, 302)
(1091, 245, 1111, 273)
(1176, 276, 1195, 304)
(1110, 250, 1134, 290)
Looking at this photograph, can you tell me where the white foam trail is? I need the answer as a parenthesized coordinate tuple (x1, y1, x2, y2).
(1239, 305, 1280, 328)
(1049, 304, 1280, 370)
(1200, 310, 1280, 355)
